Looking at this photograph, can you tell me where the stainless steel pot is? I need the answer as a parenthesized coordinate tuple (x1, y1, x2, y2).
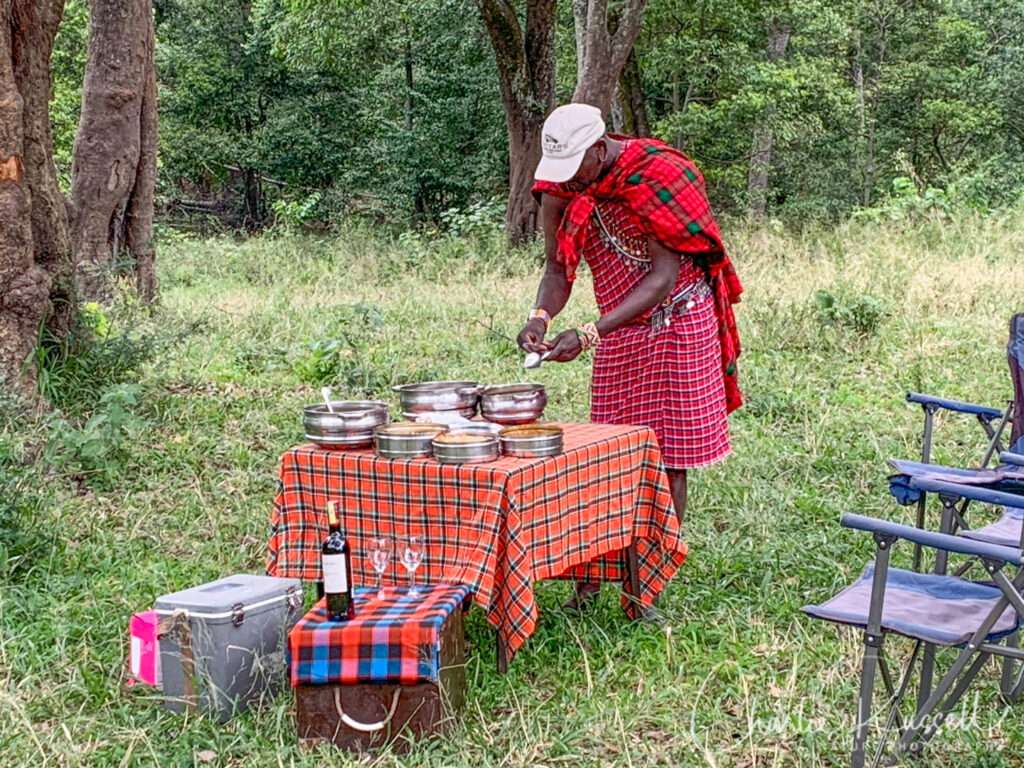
(394, 381, 481, 420)
(303, 401, 390, 448)
(498, 424, 563, 458)
(480, 383, 547, 425)
(431, 433, 499, 464)
(373, 422, 448, 459)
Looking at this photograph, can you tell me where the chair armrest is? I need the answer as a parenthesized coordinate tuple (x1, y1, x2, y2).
(907, 476, 1024, 508)
(841, 513, 1024, 565)
(1000, 451, 1024, 467)
(906, 392, 1003, 420)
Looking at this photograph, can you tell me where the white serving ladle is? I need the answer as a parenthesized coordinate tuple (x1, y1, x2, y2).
(320, 386, 336, 413)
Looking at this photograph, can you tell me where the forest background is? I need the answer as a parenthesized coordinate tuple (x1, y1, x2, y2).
(47, 0, 1024, 234)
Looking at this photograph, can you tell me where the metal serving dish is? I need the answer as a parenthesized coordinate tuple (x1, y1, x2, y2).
(480, 383, 547, 425)
(448, 422, 503, 437)
(431, 432, 499, 464)
(394, 381, 481, 420)
(373, 422, 448, 459)
(498, 424, 563, 458)
(303, 401, 390, 448)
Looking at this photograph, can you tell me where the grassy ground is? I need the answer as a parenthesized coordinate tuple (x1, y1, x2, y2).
(2, 211, 1024, 767)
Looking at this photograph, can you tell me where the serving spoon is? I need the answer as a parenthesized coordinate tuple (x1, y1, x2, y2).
(320, 386, 336, 413)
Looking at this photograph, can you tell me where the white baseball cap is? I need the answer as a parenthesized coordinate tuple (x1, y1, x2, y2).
(534, 103, 606, 183)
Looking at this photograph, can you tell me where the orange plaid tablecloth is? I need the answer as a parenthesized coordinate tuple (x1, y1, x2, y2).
(267, 422, 686, 661)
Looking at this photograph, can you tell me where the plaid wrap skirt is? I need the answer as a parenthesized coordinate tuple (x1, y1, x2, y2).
(590, 294, 730, 469)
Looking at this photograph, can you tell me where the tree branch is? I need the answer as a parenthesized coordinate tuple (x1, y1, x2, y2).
(610, 0, 647, 74)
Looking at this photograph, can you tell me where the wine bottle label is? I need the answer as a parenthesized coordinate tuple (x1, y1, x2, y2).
(322, 553, 349, 593)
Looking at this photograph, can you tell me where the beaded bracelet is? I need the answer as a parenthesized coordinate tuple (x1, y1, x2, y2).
(527, 307, 552, 331)
(576, 321, 601, 351)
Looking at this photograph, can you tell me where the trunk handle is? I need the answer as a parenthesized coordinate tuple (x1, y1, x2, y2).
(333, 686, 401, 732)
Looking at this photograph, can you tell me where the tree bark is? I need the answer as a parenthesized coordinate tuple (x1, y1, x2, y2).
(71, 0, 156, 303)
(477, 0, 556, 246)
(747, 21, 790, 219)
(1, 0, 65, 397)
(572, 0, 647, 117)
(617, 47, 649, 137)
(126, 2, 156, 302)
(13, 0, 73, 337)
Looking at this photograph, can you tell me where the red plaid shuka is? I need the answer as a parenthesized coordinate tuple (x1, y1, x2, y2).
(288, 585, 470, 685)
(533, 136, 743, 415)
(267, 423, 686, 662)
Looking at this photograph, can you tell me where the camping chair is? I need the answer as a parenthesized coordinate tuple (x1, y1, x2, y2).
(804, 512, 1024, 768)
(899, 313, 1024, 566)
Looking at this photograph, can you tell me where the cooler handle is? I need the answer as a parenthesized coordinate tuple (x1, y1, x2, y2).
(333, 687, 401, 732)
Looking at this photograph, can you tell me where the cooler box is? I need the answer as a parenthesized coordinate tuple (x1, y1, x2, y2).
(155, 574, 303, 721)
(289, 584, 469, 752)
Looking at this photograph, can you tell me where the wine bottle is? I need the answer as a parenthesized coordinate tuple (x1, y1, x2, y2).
(322, 501, 355, 621)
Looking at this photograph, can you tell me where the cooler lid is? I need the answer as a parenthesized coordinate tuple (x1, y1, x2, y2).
(154, 574, 301, 621)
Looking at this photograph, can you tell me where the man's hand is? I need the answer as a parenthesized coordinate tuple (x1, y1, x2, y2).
(517, 318, 548, 352)
(543, 329, 583, 362)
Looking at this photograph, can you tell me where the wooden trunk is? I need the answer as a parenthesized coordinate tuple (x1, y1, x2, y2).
(295, 607, 466, 752)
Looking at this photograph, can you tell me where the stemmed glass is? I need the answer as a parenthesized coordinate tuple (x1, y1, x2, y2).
(400, 536, 424, 597)
(369, 537, 392, 601)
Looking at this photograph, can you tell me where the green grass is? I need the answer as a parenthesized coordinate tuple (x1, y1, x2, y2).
(3, 211, 1024, 766)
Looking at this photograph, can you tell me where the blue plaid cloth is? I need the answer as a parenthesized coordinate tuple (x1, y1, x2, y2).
(288, 584, 470, 685)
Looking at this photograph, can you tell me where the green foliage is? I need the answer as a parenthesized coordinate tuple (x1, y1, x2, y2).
(814, 289, 886, 336)
(270, 192, 323, 231)
(439, 196, 506, 238)
(294, 303, 394, 393)
(53, 384, 149, 486)
(35, 300, 195, 415)
(49, 0, 88, 190)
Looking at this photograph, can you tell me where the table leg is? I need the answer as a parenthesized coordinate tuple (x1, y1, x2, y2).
(495, 630, 508, 675)
(625, 540, 641, 615)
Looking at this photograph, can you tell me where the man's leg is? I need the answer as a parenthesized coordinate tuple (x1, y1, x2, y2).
(666, 468, 688, 525)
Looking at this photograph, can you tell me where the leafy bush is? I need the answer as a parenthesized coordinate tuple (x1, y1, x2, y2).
(439, 197, 506, 238)
(814, 290, 886, 337)
(271, 192, 324, 231)
(53, 384, 149, 486)
(35, 302, 198, 415)
(294, 303, 393, 394)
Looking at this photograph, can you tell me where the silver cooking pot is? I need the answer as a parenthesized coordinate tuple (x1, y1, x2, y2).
(480, 383, 547, 425)
(303, 401, 390, 448)
(393, 381, 481, 419)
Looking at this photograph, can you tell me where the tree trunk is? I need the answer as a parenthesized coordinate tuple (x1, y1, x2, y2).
(617, 47, 649, 137)
(13, 0, 73, 338)
(747, 22, 790, 220)
(572, 0, 648, 117)
(1, 0, 67, 397)
(477, 0, 556, 245)
(71, 0, 156, 303)
(126, 2, 156, 302)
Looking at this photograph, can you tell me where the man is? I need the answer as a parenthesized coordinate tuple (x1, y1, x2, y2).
(516, 103, 743, 610)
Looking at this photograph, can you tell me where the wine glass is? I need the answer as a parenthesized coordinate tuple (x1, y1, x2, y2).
(400, 536, 424, 597)
(369, 537, 392, 601)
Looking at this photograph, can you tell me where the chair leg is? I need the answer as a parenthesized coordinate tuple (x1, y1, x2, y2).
(854, 532, 896, 768)
(853, 633, 882, 768)
(1000, 633, 1024, 702)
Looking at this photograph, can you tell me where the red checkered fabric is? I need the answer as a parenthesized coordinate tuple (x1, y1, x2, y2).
(533, 136, 743, 414)
(267, 423, 686, 662)
(586, 202, 729, 468)
(288, 585, 470, 685)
